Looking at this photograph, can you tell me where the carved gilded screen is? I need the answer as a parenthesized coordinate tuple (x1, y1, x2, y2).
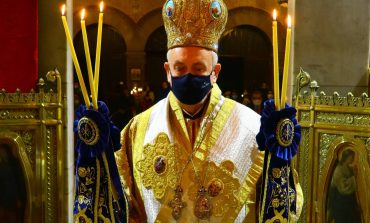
(0, 71, 68, 223)
(294, 70, 370, 223)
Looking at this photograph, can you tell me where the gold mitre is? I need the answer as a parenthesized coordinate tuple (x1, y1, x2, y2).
(162, 0, 228, 52)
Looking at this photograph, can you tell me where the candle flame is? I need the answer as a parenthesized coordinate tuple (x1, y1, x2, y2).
(273, 9, 277, 20)
(287, 15, 292, 28)
(61, 4, 66, 16)
(81, 8, 86, 20)
(100, 1, 104, 12)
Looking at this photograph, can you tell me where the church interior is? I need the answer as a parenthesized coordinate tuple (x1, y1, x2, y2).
(0, 0, 369, 222)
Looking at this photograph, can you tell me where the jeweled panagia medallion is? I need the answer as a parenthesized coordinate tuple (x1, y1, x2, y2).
(194, 186, 212, 220)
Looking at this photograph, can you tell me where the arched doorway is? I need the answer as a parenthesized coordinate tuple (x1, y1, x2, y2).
(218, 25, 272, 96)
(145, 26, 168, 100)
(74, 24, 127, 111)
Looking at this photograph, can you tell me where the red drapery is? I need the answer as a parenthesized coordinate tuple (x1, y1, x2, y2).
(0, 0, 38, 92)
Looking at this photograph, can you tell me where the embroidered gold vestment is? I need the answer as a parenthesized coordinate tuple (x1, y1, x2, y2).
(115, 85, 303, 222)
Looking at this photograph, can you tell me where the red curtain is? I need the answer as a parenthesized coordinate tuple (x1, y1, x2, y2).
(0, 0, 38, 92)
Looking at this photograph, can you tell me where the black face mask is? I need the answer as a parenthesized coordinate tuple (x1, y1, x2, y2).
(170, 72, 213, 105)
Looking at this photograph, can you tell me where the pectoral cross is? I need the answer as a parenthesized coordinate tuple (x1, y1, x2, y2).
(169, 186, 186, 220)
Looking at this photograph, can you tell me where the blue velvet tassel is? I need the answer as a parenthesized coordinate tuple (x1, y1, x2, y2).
(73, 101, 128, 223)
(256, 99, 301, 222)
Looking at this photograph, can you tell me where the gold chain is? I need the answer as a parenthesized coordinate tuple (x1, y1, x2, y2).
(177, 94, 224, 187)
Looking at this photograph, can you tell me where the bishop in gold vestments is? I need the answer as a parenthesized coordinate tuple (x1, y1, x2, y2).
(114, 0, 303, 222)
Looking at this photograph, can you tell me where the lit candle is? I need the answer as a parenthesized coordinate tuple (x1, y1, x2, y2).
(81, 9, 98, 109)
(280, 15, 292, 108)
(61, 4, 91, 107)
(94, 1, 104, 100)
(272, 9, 280, 110)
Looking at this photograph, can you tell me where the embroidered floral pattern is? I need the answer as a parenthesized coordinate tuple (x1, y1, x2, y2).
(136, 133, 186, 200)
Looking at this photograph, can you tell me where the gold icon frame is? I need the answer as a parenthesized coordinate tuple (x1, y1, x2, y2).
(294, 70, 370, 223)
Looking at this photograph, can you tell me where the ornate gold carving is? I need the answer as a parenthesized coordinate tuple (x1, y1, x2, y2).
(354, 136, 370, 164)
(296, 71, 370, 223)
(46, 127, 57, 222)
(300, 111, 310, 122)
(0, 109, 38, 120)
(355, 115, 370, 126)
(319, 134, 339, 176)
(136, 133, 186, 200)
(298, 90, 370, 107)
(316, 112, 370, 126)
(0, 73, 64, 222)
(46, 109, 56, 119)
(298, 91, 312, 105)
(16, 130, 35, 170)
(294, 67, 311, 98)
(0, 89, 58, 104)
(298, 128, 309, 223)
